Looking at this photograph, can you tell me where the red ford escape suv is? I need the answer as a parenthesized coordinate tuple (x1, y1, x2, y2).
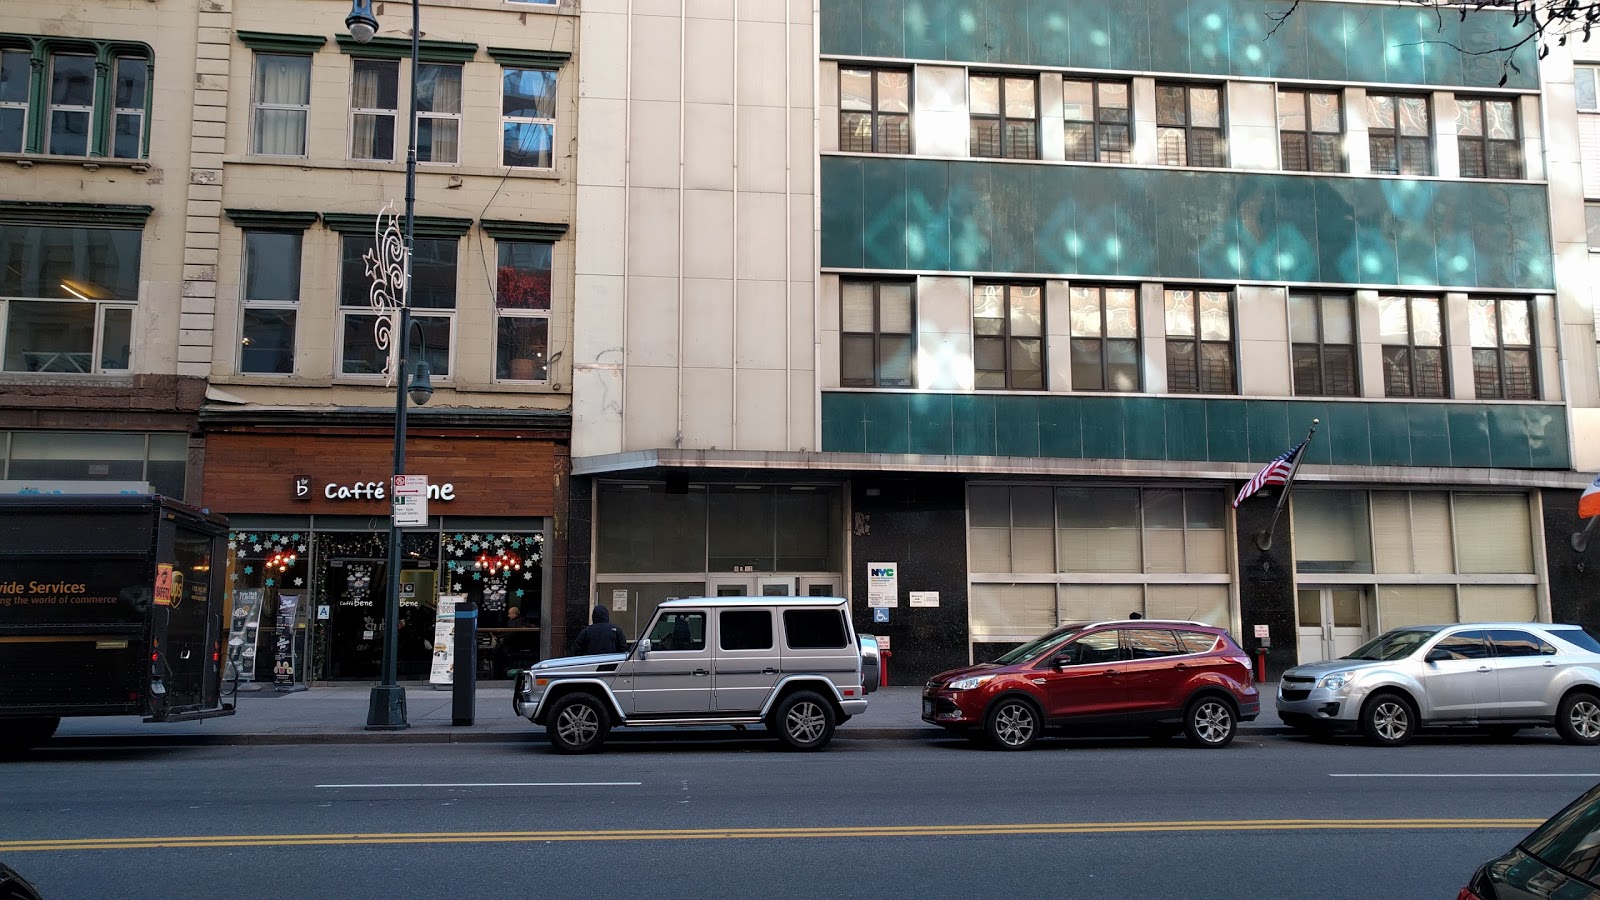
(923, 620, 1260, 750)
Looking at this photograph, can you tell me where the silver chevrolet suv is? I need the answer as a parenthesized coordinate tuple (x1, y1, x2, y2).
(1277, 622, 1600, 746)
(514, 597, 879, 753)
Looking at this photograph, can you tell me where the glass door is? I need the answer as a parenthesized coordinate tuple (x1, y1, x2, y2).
(708, 575, 754, 597)
(757, 576, 797, 597)
(1296, 586, 1371, 664)
(798, 576, 840, 598)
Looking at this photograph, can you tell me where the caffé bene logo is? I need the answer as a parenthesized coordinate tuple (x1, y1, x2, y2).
(292, 476, 456, 502)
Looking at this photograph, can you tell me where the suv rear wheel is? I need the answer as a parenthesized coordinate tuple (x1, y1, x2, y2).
(771, 690, 836, 751)
(1557, 692, 1600, 746)
(985, 697, 1040, 751)
(1183, 696, 1236, 748)
(546, 693, 610, 754)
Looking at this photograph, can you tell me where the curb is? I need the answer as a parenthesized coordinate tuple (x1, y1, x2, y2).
(41, 723, 1294, 748)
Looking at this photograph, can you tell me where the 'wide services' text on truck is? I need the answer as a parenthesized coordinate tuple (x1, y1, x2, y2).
(0, 494, 234, 753)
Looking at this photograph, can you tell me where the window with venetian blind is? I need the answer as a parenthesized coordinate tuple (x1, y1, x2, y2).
(1292, 490, 1373, 574)
(967, 485, 1229, 641)
(1305, 490, 1537, 630)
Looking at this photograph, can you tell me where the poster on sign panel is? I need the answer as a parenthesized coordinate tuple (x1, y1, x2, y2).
(430, 594, 463, 686)
(867, 562, 898, 608)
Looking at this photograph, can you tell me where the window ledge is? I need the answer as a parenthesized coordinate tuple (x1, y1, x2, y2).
(0, 372, 136, 385)
(818, 151, 1549, 186)
(466, 381, 568, 394)
(221, 155, 562, 180)
(0, 153, 151, 173)
(503, 0, 571, 13)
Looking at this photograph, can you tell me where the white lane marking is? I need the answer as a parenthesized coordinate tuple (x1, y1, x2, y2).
(1330, 774, 1600, 778)
(315, 782, 643, 788)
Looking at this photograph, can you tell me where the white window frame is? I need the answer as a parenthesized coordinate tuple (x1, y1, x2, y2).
(349, 57, 399, 162)
(335, 308, 458, 382)
(46, 52, 95, 156)
(239, 230, 302, 377)
(417, 62, 463, 166)
(0, 49, 32, 154)
(110, 56, 147, 160)
(335, 234, 459, 381)
(0, 297, 136, 375)
(1577, 65, 1600, 112)
(493, 239, 553, 383)
(251, 52, 312, 158)
(500, 66, 557, 170)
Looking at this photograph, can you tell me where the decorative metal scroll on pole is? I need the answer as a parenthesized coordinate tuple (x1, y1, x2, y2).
(362, 202, 409, 387)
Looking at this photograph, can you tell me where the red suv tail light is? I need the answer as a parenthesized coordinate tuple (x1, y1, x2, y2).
(1457, 888, 1483, 900)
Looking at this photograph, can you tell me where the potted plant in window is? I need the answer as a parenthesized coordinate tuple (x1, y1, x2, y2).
(496, 264, 551, 381)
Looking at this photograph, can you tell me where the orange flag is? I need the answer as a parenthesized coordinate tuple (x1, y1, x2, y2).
(1582, 473, 1600, 520)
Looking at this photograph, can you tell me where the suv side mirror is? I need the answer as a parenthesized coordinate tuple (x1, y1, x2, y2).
(1054, 651, 1076, 668)
(636, 638, 651, 660)
(1425, 648, 1451, 663)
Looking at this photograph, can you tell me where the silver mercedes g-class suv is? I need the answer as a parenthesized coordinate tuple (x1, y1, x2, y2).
(514, 597, 880, 753)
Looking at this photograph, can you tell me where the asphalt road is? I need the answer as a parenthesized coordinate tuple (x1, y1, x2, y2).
(4, 729, 1598, 899)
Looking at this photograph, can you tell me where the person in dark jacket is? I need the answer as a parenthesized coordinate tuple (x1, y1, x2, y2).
(572, 604, 628, 655)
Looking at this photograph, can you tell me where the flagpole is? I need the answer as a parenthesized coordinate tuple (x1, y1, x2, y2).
(1255, 419, 1319, 551)
(1574, 516, 1598, 553)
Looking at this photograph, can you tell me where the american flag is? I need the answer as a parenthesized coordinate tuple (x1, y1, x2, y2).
(1233, 439, 1309, 508)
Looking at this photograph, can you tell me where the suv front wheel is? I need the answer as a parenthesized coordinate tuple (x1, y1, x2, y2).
(985, 697, 1040, 751)
(771, 690, 837, 751)
(1360, 691, 1416, 747)
(546, 692, 611, 754)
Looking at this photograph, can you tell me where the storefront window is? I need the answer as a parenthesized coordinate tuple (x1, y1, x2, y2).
(595, 482, 842, 575)
(596, 483, 708, 573)
(225, 529, 310, 684)
(3, 430, 186, 498)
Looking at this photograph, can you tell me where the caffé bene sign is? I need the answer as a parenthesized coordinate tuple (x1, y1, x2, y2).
(294, 476, 457, 502)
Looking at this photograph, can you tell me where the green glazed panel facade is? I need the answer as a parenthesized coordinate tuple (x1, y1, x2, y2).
(822, 0, 1537, 90)
(821, 158, 1554, 291)
(821, 392, 1571, 470)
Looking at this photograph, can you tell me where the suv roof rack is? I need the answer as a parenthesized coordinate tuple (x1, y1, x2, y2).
(1083, 618, 1213, 629)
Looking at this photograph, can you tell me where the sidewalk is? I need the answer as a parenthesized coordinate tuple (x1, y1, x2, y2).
(49, 683, 1286, 746)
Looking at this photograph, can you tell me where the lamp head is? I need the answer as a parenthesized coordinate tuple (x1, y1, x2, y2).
(345, 0, 379, 43)
(408, 357, 434, 406)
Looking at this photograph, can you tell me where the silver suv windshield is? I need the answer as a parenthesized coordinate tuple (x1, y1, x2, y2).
(1344, 629, 1435, 661)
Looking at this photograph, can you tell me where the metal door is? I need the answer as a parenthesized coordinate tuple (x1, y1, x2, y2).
(711, 607, 780, 713)
(1035, 630, 1126, 721)
(757, 576, 797, 597)
(798, 577, 840, 598)
(1296, 587, 1370, 663)
(707, 576, 753, 598)
(1486, 629, 1561, 718)
(1419, 629, 1493, 721)
(628, 608, 713, 714)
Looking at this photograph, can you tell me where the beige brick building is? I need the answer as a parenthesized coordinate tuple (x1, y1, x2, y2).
(2, 0, 580, 682)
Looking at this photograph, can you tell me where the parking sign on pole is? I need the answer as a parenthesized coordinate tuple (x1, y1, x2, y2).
(392, 475, 429, 527)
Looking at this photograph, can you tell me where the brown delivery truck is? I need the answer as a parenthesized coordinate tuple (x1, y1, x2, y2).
(0, 494, 234, 753)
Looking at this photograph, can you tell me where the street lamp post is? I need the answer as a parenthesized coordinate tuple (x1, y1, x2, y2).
(345, 0, 430, 730)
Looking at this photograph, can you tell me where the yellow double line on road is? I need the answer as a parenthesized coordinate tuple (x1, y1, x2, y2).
(0, 818, 1544, 853)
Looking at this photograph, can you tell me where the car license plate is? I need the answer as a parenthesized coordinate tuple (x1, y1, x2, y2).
(922, 699, 934, 717)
